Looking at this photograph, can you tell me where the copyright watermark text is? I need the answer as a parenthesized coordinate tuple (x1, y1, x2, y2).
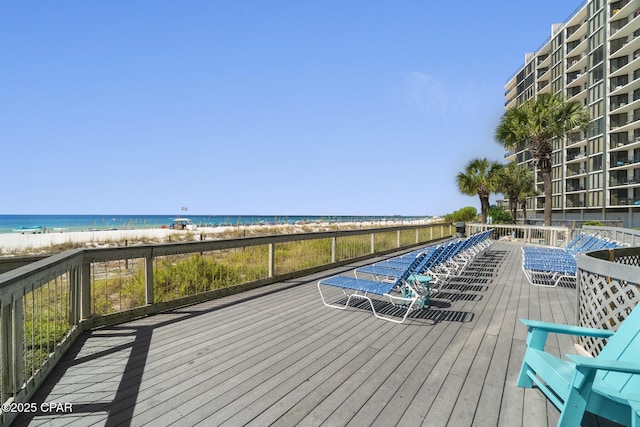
(2, 402, 73, 413)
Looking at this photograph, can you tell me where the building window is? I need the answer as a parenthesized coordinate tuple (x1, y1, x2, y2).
(591, 46, 604, 66)
(588, 191, 603, 207)
(591, 64, 604, 84)
(588, 137, 603, 154)
(588, 118, 604, 138)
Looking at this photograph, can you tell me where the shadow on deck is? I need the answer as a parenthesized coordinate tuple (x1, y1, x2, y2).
(13, 243, 581, 426)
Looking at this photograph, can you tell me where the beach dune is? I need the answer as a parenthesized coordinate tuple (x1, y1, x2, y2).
(0, 219, 435, 255)
(0, 228, 186, 254)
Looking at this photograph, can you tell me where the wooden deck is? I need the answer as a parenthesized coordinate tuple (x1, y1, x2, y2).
(13, 242, 582, 427)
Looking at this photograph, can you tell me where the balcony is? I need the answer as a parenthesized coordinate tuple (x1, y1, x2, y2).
(4, 225, 638, 426)
(566, 71, 587, 88)
(566, 178, 586, 192)
(608, 94, 640, 115)
(609, 183, 640, 204)
(565, 197, 585, 207)
(504, 149, 516, 160)
(566, 37, 587, 56)
(609, 53, 640, 79)
(612, 69, 640, 95)
(610, 154, 640, 169)
(609, 167, 640, 186)
(537, 54, 551, 69)
(566, 20, 587, 44)
(610, 195, 636, 206)
(610, 34, 640, 62)
(537, 80, 550, 92)
(538, 80, 552, 95)
(568, 53, 587, 71)
(566, 150, 586, 162)
(566, 85, 582, 98)
(567, 131, 586, 146)
(536, 67, 550, 80)
(610, 0, 635, 22)
(610, 131, 640, 149)
(609, 109, 640, 132)
(567, 166, 587, 176)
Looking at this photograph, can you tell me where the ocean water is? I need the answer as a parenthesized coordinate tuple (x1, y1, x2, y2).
(0, 214, 427, 234)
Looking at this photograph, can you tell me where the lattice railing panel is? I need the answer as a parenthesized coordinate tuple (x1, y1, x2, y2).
(614, 254, 640, 267)
(577, 268, 640, 356)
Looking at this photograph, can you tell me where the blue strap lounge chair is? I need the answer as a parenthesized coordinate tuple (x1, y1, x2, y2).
(521, 247, 578, 287)
(517, 305, 640, 426)
(355, 246, 438, 281)
(412, 231, 492, 284)
(368, 243, 453, 286)
(427, 239, 470, 282)
(365, 246, 439, 272)
(355, 247, 438, 298)
(566, 234, 600, 253)
(317, 250, 432, 324)
(521, 235, 623, 287)
(564, 232, 585, 251)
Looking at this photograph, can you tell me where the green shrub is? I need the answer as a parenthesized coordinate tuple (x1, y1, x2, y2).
(444, 207, 478, 223)
(487, 205, 512, 224)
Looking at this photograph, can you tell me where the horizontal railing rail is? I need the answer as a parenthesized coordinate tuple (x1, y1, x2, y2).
(582, 225, 640, 247)
(576, 246, 640, 356)
(0, 256, 49, 276)
(0, 222, 453, 425)
(465, 223, 570, 247)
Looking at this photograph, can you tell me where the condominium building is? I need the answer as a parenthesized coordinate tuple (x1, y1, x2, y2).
(504, 0, 640, 227)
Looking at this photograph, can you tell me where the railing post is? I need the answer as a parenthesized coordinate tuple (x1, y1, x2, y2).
(81, 262, 91, 323)
(397, 230, 401, 248)
(331, 237, 337, 263)
(12, 298, 23, 393)
(0, 298, 23, 400)
(268, 243, 275, 277)
(1, 303, 14, 398)
(370, 233, 375, 254)
(430, 227, 433, 241)
(69, 266, 80, 325)
(145, 255, 154, 305)
(416, 229, 419, 244)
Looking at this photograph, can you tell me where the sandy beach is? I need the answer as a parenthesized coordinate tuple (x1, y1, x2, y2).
(0, 228, 186, 254)
(0, 219, 436, 255)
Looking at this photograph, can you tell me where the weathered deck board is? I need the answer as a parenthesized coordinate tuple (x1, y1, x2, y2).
(13, 242, 586, 427)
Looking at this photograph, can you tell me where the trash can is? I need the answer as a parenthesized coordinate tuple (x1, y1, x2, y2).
(455, 222, 465, 238)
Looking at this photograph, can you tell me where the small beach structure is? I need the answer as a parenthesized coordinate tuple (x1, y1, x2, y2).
(12, 225, 45, 234)
(171, 217, 196, 231)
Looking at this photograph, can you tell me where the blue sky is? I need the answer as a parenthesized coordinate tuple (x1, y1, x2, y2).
(1, 1, 583, 216)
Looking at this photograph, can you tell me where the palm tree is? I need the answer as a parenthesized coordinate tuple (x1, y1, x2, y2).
(498, 162, 537, 223)
(456, 158, 503, 223)
(495, 93, 590, 226)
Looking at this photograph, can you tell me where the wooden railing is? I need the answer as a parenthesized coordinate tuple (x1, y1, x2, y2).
(465, 222, 570, 247)
(582, 225, 640, 247)
(0, 223, 452, 425)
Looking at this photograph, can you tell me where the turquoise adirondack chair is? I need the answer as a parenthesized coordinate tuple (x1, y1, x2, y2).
(517, 305, 640, 427)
